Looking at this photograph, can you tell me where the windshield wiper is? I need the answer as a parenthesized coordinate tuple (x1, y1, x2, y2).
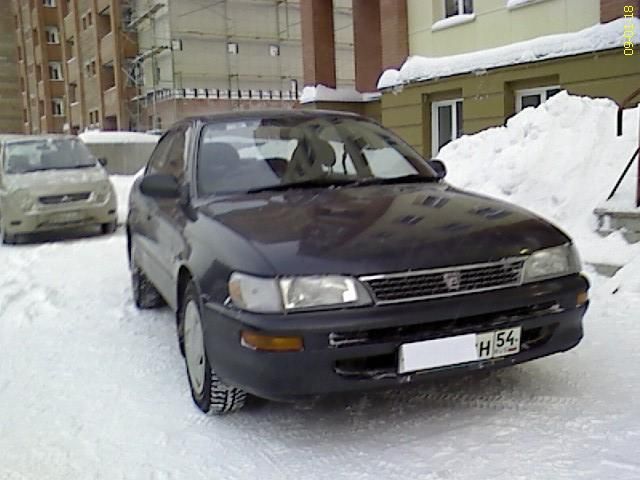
(246, 177, 357, 193)
(349, 174, 439, 187)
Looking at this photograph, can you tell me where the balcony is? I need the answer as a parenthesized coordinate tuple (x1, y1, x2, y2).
(100, 31, 138, 65)
(42, 7, 59, 26)
(64, 13, 75, 40)
(70, 102, 82, 125)
(52, 117, 66, 133)
(67, 57, 79, 84)
(38, 80, 65, 99)
(100, 31, 115, 65)
(103, 86, 118, 117)
(97, 0, 111, 15)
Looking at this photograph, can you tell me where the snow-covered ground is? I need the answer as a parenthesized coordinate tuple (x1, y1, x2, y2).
(2, 94, 640, 479)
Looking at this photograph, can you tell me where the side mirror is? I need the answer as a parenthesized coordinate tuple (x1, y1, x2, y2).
(98, 157, 108, 167)
(140, 174, 180, 199)
(428, 159, 447, 179)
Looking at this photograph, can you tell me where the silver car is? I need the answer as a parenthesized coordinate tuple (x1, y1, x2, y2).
(0, 135, 117, 244)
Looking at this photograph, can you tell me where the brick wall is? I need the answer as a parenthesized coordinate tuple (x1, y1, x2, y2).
(601, 0, 640, 22)
(300, 0, 336, 87)
(380, 0, 409, 70)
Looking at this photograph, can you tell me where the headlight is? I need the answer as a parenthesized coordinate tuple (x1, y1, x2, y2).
(228, 272, 372, 313)
(522, 244, 581, 282)
(95, 182, 112, 202)
(12, 189, 34, 211)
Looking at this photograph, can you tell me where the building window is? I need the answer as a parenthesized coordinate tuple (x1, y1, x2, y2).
(52, 98, 64, 116)
(43, 0, 56, 7)
(445, 0, 473, 17)
(227, 42, 239, 55)
(48, 61, 63, 80)
(431, 99, 463, 156)
(85, 59, 96, 77)
(515, 86, 561, 112)
(269, 44, 280, 57)
(69, 83, 77, 103)
(45, 26, 60, 44)
(89, 109, 100, 125)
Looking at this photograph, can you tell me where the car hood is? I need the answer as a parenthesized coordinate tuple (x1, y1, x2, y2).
(199, 183, 570, 276)
(3, 167, 108, 192)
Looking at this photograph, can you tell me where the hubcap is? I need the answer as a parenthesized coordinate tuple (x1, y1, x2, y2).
(184, 300, 206, 396)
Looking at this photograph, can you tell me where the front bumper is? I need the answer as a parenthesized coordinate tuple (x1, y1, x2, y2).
(2, 198, 117, 234)
(201, 274, 589, 401)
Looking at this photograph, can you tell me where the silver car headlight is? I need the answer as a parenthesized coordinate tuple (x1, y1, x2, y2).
(522, 244, 581, 283)
(12, 189, 34, 211)
(228, 272, 372, 313)
(94, 182, 112, 203)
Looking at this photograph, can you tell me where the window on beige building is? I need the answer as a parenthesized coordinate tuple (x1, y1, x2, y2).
(445, 0, 473, 17)
(52, 98, 64, 116)
(45, 26, 60, 44)
(43, 0, 56, 7)
(432, 99, 463, 156)
(515, 86, 561, 112)
(49, 62, 63, 80)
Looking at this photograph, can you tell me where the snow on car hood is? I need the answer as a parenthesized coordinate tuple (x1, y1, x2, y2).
(4, 167, 109, 192)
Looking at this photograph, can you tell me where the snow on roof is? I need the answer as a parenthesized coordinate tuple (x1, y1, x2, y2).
(299, 85, 381, 104)
(378, 18, 639, 89)
(78, 131, 160, 144)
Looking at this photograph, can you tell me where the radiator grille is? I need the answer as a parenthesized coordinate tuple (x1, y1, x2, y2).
(361, 259, 525, 304)
(39, 192, 91, 205)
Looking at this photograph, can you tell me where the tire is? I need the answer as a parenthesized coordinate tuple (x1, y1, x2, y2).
(180, 283, 247, 415)
(130, 260, 165, 309)
(0, 220, 16, 245)
(101, 220, 117, 235)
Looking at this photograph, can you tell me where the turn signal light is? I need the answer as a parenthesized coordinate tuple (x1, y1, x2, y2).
(240, 331, 304, 352)
(576, 291, 589, 307)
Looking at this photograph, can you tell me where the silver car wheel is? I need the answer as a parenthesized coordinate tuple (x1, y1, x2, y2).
(184, 300, 206, 396)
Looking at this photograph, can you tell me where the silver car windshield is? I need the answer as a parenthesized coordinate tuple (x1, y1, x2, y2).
(4, 138, 97, 174)
(197, 116, 435, 196)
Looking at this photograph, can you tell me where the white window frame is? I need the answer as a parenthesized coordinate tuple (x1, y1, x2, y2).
(45, 26, 60, 44)
(43, 0, 56, 7)
(51, 98, 64, 117)
(431, 98, 463, 157)
(445, 0, 473, 18)
(48, 61, 63, 80)
(515, 85, 561, 112)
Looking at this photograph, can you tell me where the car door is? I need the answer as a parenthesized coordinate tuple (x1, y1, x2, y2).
(130, 128, 181, 299)
(135, 124, 192, 308)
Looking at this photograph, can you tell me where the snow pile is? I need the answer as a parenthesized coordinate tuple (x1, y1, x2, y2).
(300, 85, 381, 104)
(378, 18, 639, 89)
(439, 92, 640, 266)
(110, 172, 141, 223)
(431, 13, 476, 31)
(507, 0, 545, 8)
(79, 131, 160, 144)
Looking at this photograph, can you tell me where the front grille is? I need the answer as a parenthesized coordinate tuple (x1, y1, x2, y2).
(39, 192, 91, 205)
(360, 258, 525, 304)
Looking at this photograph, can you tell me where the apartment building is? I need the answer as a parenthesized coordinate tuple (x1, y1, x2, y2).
(12, 0, 138, 134)
(0, 13, 22, 133)
(377, 0, 640, 158)
(133, 0, 356, 130)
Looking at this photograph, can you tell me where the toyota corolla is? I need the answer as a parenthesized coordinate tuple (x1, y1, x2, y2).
(127, 111, 589, 415)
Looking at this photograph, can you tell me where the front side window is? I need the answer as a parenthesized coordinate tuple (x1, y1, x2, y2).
(432, 99, 463, 156)
(4, 139, 96, 174)
(445, 0, 473, 17)
(146, 126, 187, 180)
(196, 116, 432, 196)
(515, 86, 561, 112)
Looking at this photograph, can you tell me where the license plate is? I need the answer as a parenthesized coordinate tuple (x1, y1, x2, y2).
(398, 326, 521, 374)
(53, 211, 82, 223)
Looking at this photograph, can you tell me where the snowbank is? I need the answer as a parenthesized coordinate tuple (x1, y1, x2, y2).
(378, 18, 639, 89)
(300, 85, 381, 104)
(110, 172, 141, 223)
(439, 92, 640, 267)
(79, 131, 160, 144)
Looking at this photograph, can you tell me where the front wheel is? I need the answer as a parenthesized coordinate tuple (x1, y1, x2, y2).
(180, 283, 247, 415)
(0, 220, 17, 245)
(130, 259, 165, 309)
(101, 220, 117, 235)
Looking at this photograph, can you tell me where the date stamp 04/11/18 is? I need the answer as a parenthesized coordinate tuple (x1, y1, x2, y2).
(624, 6, 636, 56)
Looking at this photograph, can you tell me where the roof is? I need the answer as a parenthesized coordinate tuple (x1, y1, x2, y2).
(1, 134, 76, 144)
(181, 108, 363, 124)
(78, 131, 160, 144)
(378, 17, 639, 89)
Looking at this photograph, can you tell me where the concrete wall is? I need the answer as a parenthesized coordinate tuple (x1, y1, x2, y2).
(381, 48, 640, 158)
(84, 142, 157, 174)
(407, 0, 600, 57)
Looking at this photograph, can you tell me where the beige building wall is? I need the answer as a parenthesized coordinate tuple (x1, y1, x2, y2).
(408, 0, 600, 57)
(0, 12, 22, 133)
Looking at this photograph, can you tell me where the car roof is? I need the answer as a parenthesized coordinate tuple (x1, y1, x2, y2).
(1, 134, 77, 144)
(181, 109, 363, 125)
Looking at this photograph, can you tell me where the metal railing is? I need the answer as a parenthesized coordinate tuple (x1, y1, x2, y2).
(610, 86, 640, 207)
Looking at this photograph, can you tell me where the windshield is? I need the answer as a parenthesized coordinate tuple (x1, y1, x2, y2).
(197, 116, 435, 195)
(4, 138, 97, 174)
